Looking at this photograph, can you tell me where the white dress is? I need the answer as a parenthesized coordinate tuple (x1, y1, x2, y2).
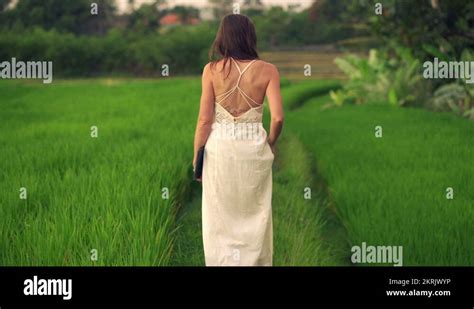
(202, 59, 274, 266)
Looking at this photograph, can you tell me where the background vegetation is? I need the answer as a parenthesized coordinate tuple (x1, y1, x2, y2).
(331, 0, 474, 118)
(0, 0, 368, 76)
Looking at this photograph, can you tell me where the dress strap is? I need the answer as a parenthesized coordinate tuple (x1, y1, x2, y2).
(215, 58, 260, 109)
(240, 59, 256, 75)
(231, 58, 256, 77)
(231, 57, 242, 75)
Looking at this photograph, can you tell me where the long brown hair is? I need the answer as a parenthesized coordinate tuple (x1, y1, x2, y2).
(209, 14, 259, 77)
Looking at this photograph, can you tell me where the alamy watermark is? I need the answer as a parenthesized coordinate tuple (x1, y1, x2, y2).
(423, 58, 474, 84)
(351, 242, 403, 266)
(24, 276, 72, 300)
(0, 57, 53, 84)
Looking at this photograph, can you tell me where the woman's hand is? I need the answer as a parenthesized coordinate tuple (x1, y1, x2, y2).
(267, 138, 276, 155)
(269, 143, 276, 155)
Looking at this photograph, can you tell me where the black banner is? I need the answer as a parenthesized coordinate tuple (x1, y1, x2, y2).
(0, 267, 472, 307)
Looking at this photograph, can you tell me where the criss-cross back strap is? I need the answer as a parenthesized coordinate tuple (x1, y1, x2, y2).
(215, 58, 259, 108)
(232, 57, 255, 76)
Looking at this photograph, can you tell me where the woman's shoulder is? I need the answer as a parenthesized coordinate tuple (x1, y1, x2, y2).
(204, 60, 222, 74)
(257, 60, 279, 76)
(203, 61, 214, 70)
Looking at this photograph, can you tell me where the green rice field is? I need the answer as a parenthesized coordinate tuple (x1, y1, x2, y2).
(0, 77, 472, 266)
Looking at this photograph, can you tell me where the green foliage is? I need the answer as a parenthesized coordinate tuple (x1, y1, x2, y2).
(0, 0, 369, 75)
(340, 0, 474, 118)
(0, 25, 214, 76)
(426, 48, 474, 119)
(127, 2, 163, 34)
(431, 83, 474, 119)
(329, 89, 352, 106)
(332, 48, 429, 107)
(252, 5, 364, 49)
(0, 0, 116, 35)
(349, 0, 474, 62)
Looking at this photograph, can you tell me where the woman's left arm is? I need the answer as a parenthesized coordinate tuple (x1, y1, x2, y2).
(193, 63, 215, 169)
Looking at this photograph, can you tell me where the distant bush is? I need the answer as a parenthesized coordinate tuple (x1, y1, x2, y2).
(428, 48, 474, 119)
(431, 83, 474, 119)
(330, 48, 430, 107)
(0, 25, 215, 76)
(253, 7, 364, 49)
(330, 46, 474, 120)
(284, 80, 341, 110)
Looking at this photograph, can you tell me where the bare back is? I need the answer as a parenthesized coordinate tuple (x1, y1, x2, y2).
(210, 58, 272, 118)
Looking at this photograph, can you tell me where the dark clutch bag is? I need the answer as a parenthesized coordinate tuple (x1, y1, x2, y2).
(193, 145, 205, 180)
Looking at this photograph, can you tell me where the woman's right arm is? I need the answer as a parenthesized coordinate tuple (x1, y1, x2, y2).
(265, 64, 284, 152)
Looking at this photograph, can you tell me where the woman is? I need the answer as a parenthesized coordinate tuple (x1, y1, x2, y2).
(193, 14, 284, 266)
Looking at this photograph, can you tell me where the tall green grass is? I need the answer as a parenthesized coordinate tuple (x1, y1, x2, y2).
(272, 134, 348, 266)
(289, 95, 474, 265)
(0, 78, 200, 265)
(1, 78, 472, 266)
